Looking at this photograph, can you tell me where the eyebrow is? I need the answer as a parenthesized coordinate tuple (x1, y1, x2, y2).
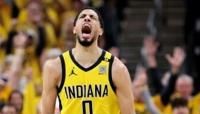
(79, 14, 86, 18)
(79, 13, 98, 19)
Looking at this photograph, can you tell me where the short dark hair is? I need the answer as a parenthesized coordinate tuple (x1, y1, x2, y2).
(171, 97, 188, 109)
(73, 7, 104, 29)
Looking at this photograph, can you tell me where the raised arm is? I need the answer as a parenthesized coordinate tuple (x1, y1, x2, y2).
(112, 58, 135, 114)
(142, 87, 161, 114)
(7, 32, 26, 89)
(161, 47, 185, 105)
(41, 58, 61, 114)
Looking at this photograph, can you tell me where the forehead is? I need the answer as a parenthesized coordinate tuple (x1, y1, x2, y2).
(28, 2, 39, 7)
(28, 2, 42, 10)
(79, 9, 99, 18)
(12, 92, 21, 97)
(177, 78, 192, 85)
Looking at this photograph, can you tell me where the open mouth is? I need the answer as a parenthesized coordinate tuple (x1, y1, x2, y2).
(81, 24, 91, 36)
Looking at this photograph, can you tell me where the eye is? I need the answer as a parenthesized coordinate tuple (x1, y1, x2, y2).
(79, 14, 86, 19)
(90, 15, 97, 20)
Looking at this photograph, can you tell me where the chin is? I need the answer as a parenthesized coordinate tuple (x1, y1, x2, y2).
(78, 37, 95, 47)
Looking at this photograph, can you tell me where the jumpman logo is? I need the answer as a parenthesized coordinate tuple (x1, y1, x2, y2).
(69, 67, 77, 76)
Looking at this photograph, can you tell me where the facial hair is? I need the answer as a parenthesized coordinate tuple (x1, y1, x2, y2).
(77, 36, 95, 47)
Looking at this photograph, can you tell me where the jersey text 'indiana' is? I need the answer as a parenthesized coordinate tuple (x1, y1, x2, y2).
(64, 84, 108, 99)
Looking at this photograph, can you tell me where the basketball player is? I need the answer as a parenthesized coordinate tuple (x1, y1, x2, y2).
(41, 7, 135, 114)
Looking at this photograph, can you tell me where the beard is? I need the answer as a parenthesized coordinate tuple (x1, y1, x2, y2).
(77, 36, 95, 47)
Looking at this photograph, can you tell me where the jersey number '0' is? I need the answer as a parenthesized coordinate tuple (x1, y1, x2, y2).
(82, 100, 93, 114)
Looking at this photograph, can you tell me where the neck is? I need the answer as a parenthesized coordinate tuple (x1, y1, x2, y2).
(72, 40, 102, 66)
(75, 39, 99, 53)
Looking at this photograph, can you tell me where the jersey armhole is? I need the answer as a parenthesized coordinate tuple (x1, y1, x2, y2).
(108, 55, 116, 93)
(57, 54, 66, 94)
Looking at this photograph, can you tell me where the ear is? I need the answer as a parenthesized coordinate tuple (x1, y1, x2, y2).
(73, 27, 76, 34)
(99, 28, 103, 36)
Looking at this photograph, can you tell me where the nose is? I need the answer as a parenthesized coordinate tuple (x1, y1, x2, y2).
(84, 15, 91, 22)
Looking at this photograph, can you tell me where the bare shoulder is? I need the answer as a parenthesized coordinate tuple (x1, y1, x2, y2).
(112, 57, 128, 75)
(112, 57, 130, 87)
(43, 57, 61, 72)
(43, 57, 62, 86)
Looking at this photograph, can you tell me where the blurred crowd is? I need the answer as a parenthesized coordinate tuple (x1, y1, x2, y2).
(0, 0, 127, 114)
(132, 0, 200, 113)
(132, 35, 200, 114)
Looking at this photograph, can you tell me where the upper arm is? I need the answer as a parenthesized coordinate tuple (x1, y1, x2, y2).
(41, 58, 61, 114)
(112, 58, 135, 114)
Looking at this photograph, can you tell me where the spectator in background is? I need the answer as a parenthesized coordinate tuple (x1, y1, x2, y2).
(151, 46, 184, 110)
(175, 75, 193, 100)
(150, 45, 200, 114)
(171, 98, 189, 114)
(155, 72, 199, 114)
(140, 35, 162, 96)
(1, 104, 17, 114)
(161, 74, 199, 114)
(8, 90, 23, 114)
(162, 47, 186, 87)
(17, 0, 57, 56)
(5, 29, 48, 91)
(22, 48, 61, 114)
(132, 66, 160, 114)
(141, 35, 160, 68)
(5, 30, 44, 91)
(152, 46, 186, 111)
(3, 32, 26, 90)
